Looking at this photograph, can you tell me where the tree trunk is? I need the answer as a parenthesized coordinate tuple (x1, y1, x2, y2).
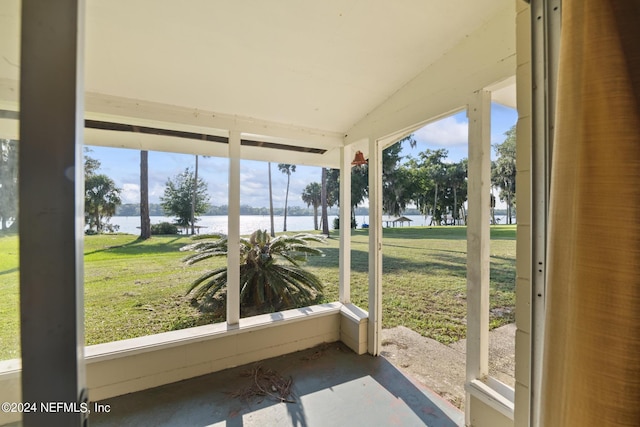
(453, 186, 458, 225)
(321, 168, 329, 236)
(313, 204, 319, 230)
(430, 184, 439, 225)
(191, 155, 199, 235)
(490, 193, 496, 225)
(268, 162, 275, 237)
(283, 173, 290, 232)
(139, 150, 151, 239)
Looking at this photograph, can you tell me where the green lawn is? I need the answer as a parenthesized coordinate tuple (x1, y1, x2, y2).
(308, 225, 516, 343)
(0, 234, 20, 360)
(0, 225, 515, 359)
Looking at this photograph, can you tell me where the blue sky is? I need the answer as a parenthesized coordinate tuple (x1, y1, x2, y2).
(88, 103, 517, 208)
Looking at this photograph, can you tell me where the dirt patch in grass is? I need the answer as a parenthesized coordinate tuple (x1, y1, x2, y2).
(382, 323, 516, 410)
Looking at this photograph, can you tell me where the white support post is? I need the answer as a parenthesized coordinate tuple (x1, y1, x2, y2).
(19, 1, 87, 425)
(367, 138, 383, 355)
(339, 146, 352, 303)
(227, 131, 241, 325)
(466, 90, 491, 419)
(530, 1, 561, 425)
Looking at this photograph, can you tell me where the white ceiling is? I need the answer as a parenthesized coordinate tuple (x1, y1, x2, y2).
(1, 0, 517, 166)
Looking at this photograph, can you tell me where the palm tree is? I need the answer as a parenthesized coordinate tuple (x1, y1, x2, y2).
(182, 230, 325, 315)
(85, 174, 122, 233)
(278, 163, 296, 232)
(301, 182, 321, 230)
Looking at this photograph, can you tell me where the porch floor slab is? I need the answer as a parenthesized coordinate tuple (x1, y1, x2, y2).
(91, 342, 463, 427)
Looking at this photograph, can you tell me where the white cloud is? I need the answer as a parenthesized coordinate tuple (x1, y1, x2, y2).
(120, 183, 140, 204)
(149, 182, 166, 202)
(120, 181, 174, 205)
(109, 155, 323, 208)
(414, 116, 468, 147)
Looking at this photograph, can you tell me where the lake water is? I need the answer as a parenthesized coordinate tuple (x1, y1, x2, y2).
(111, 215, 339, 235)
(108, 214, 511, 235)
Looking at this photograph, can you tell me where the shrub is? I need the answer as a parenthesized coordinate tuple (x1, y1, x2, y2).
(181, 230, 325, 315)
(151, 222, 179, 235)
(332, 217, 340, 230)
(333, 216, 357, 230)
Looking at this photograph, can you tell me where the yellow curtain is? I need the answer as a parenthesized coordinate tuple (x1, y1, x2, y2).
(542, 1, 640, 425)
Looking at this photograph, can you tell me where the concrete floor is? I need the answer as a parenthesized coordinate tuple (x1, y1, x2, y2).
(90, 342, 464, 427)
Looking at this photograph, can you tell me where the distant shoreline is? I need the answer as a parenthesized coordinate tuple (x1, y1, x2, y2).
(107, 214, 513, 236)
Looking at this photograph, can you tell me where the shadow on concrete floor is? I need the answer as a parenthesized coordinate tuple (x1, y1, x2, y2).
(91, 342, 464, 427)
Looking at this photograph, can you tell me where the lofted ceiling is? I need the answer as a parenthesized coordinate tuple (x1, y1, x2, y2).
(0, 0, 516, 167)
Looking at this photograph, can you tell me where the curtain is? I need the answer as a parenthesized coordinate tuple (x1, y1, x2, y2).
(542, 1, 640, 425)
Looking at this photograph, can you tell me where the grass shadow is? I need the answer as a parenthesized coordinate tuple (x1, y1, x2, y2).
(307, 246, 470, 279)
(84, 235, 188, 257)
(351, 225, 515, 241)
(384, 226, 468, 241)
(0, 267, 18, 276)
